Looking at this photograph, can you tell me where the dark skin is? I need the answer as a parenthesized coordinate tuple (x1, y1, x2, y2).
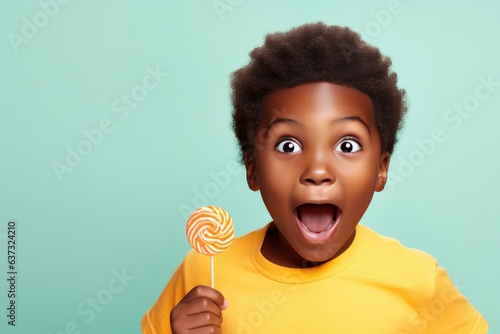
(248, 82, 389, 267)
(170, 82, 390, 332)
(170, 285, 227, 334)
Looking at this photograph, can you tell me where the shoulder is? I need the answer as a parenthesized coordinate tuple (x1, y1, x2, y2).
(356, 225, 438, 299)
(358, 224, 437, 267)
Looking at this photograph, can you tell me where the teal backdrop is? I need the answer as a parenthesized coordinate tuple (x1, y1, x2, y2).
(1, 0, 498, 333)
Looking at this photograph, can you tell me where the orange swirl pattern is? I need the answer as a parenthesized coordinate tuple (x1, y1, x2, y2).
(186, 206, 234, 255)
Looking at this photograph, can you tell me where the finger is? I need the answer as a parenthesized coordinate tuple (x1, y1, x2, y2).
(171, 319, 222, 334)
(181, 285, 227, 309)
(186, 326, 222, 334)
(176, 296, 223, 319)
(170, 304, 223, 334)
(184, 311, 223, 330)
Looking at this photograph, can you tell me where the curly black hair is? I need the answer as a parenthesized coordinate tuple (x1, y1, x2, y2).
(230, 22, 407, 162)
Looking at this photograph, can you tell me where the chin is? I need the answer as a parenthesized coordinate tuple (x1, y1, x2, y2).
(298, 245, 340, 265)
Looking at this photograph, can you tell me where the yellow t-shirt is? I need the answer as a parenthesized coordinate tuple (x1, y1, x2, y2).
(141, 224, 488, 333)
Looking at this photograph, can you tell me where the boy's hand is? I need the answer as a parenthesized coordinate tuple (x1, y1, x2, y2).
(170, 285, 228, 334)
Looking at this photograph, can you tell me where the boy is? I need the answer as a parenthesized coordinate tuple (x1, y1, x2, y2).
(142, 23, 488, 333)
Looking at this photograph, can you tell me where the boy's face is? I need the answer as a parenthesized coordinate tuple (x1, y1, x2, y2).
(245, 82, 390, 265)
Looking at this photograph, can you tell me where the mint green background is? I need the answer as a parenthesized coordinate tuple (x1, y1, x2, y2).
(1, 1, 498, 333)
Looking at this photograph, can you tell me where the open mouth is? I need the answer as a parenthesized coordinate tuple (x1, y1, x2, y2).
(295, 204, 341, 242)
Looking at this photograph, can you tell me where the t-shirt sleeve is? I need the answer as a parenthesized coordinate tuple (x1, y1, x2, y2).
(424, 266, 488, 333)
(141, 262, 187, 334)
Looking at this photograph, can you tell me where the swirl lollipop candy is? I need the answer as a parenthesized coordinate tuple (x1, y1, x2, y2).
(186, 206, 234, 287)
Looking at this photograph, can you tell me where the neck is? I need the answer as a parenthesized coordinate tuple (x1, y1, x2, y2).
(261, 222, 356, 268)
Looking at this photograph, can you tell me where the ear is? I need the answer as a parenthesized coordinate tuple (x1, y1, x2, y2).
(244, 152, 260, 191)
(375, 152, 390, 192)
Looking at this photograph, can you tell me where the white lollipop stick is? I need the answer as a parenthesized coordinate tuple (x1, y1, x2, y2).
(211, 255, 214, 288)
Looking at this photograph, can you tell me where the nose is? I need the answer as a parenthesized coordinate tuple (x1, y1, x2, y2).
(300, 151, 335, 186)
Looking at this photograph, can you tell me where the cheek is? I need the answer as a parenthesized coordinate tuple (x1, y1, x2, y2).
(345, 156, 380, 184)
(255, 160, 283, 193)
(255, 158, 295, 213)
(338, 162, 379, 205)
(259, 166, 291, 195)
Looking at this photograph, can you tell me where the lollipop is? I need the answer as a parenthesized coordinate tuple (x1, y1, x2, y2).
(186, 206, 234, 288)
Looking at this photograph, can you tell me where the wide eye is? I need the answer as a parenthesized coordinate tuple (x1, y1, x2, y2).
(276, 139, 302, 153)
(335, 139, 361, 153)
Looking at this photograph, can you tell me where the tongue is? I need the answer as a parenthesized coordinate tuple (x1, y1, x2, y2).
(298, 204, 335, 233)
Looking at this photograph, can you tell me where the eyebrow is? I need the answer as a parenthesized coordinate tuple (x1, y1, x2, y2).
(264, 118, 302, 138)
(332, 116, 371, 135)
(264, 115, 371, 138)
